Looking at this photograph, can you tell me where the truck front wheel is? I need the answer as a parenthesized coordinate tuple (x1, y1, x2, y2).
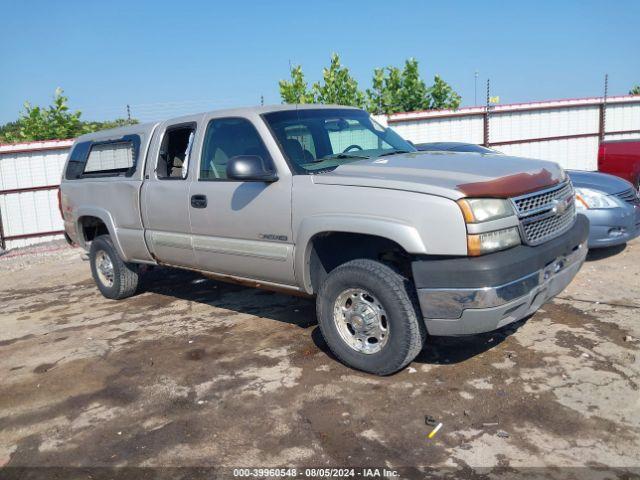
(89, 235, 139, 300)
(316, 259, 426, 375)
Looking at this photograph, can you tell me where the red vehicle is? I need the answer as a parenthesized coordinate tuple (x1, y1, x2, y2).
(598, 140, 640, 190)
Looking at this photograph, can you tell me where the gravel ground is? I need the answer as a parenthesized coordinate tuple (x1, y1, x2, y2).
(0, 239, 639, 479)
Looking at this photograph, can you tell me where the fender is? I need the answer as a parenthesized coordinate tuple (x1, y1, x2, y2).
(75, 207, 129, 261)
(294, 214, 428, 294)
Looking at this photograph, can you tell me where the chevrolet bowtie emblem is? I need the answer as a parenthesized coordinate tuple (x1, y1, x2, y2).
(551, 195, 571, 216)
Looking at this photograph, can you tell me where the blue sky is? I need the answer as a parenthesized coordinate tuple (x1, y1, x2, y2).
(1, 0, 638, 124)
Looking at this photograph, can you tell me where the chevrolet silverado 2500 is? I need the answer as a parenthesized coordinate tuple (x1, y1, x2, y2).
(60, 105, 589, 375)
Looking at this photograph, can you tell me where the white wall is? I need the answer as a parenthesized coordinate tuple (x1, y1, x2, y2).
(0, 140, 72, 249)
(386, 95, 640, 171)
(392, 115, 484, 145)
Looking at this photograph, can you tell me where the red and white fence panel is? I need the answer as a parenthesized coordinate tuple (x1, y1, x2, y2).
(0, 139, 73, 250)
(387, 95, 640, 171)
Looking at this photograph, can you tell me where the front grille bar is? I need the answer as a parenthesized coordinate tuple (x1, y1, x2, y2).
(614, 188, 640, 205)
(510, 180, 576, 246)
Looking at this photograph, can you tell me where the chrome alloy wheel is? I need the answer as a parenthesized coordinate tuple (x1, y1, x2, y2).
(333, 288, 389, 354)
(95, 250, 114, 288)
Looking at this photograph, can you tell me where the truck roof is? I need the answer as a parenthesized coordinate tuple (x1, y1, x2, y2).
(75, 104, 360, 143)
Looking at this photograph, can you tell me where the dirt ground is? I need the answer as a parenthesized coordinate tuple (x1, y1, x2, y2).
(1, 239, 639, 479)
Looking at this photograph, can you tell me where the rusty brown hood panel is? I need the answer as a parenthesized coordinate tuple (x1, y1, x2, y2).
(457, 168, 563, 198)
(314, 151, 565, 200)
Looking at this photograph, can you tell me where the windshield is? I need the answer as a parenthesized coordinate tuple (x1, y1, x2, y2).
(262, 108, 416, 174)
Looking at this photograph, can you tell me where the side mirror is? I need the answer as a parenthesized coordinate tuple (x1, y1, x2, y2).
(226, 155, 278, 182)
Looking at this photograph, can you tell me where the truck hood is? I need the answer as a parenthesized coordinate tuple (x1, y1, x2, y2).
(312, 151, 566, 200)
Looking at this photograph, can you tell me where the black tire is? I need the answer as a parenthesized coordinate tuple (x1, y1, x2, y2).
(316, 259, 426, 375)
(89, 235, 139, 300)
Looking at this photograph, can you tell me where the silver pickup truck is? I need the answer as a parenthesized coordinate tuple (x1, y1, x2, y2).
(60, 105, 589, 375)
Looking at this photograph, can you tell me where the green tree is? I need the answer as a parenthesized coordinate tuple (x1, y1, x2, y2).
(278, 55, 461, 114)
(279, 54, 365, 107)
(6, 87, 84, 142)
(279, 65, 314, 104)
(0, 121, 21, 143)
(428, 74, 462, 110)
(366, 66, 404, 114)
(397, 58, 431, 112)
(83, 118, 139, 132)
(365, 67, 386, 114)
(312, 53, 365, 108)
(0, 88, 138, 143)
(630, 85, 640, 95)
(366, 58, 461, 114)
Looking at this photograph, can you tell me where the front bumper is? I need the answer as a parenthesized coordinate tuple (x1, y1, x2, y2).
(582, 204, 640, 248)
(413, 214, 589, 336)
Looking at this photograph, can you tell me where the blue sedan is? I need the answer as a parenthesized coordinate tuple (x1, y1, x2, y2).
(415, 142, 640, 249)
(568, 170, 640, 248)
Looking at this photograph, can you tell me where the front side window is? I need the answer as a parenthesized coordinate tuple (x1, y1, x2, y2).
(262, 108, 415, 174)
(200, 117, 271, 180)
(157, 125, 196, 179)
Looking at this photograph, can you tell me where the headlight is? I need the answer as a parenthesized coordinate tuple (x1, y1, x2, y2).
(457, 198, 520, 255)
(467, 227, 521, 256)
(575, 187, 618, 209)
(558, 167, 568, 183)
(457, 198, 515, 223)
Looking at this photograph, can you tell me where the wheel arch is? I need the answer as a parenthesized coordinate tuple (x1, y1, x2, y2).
(75, 207, 127, 260)
(295, 215, 427, 294)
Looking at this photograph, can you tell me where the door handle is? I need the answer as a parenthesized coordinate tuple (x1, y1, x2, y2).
(190, 194, 207, 209)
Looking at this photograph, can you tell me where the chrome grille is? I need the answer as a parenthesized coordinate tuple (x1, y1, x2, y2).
(511, 181, 577, 246)
(613, 187, 640, 205)
(512, 181, 574, 216)
(521, 203, 576, 245)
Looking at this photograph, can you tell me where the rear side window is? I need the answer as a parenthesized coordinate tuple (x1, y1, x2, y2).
(65, 135, 140, 179)
(84, 142, 134, 174)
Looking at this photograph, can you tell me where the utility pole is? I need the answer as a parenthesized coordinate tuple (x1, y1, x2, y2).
(599, 74, 609, 142)
(486, 78, 490, 106)
(0, 205, 6, 251)
(483, 78, 491, 146)
(474, 70, 479, 106)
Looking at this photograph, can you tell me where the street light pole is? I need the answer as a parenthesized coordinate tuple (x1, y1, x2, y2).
(474, 71, 479, 106)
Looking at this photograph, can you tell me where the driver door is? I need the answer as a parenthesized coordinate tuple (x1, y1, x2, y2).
(188, 115, 295, 285)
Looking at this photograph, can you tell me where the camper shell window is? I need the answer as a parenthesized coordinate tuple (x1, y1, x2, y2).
(64, 135, 141, 179)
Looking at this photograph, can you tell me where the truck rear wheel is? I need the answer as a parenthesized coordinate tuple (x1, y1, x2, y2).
(89, 235, 139, 300)
(316, 259, 426, 375)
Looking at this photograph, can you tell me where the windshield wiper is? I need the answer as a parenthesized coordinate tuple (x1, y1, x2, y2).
(377, 149, 412, 157)
(320, 153, 370, 161)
